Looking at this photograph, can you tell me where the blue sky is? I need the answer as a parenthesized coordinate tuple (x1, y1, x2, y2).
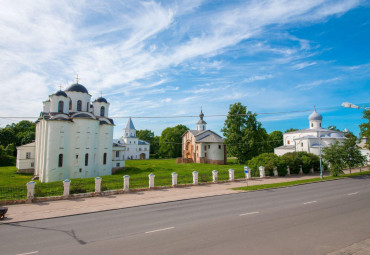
(0, 0, 369, 138)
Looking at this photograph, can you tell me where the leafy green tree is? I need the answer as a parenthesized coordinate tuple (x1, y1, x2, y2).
(268, 131, 283, 152)
(159, 125, 189, 158)
(342, 136, 366, 174)
(221, 102, 268, 163)
(360, 109, 370, 149)
(322, 142, 346, 176)
(136, 129, 160, 155)
(285, 128, 299, 133)
(327, 125, 340, 131)
(0, 128, 16, 146)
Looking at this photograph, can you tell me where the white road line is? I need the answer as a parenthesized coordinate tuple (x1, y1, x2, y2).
(303, 200, 317, 205)
(145, 227, 175, 234)
(239, 211, 260, 216)
(16, 251, 39, 255)
(348, 192, 358, 196)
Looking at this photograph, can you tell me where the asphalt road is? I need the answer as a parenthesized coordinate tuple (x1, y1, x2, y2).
(1, 176, 370, 255)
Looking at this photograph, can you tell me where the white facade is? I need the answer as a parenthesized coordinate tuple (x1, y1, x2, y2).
(16, 83, 121, 183)
(274, 109, 347, 156)
(115, 118, 150, 160)
(16, 142, 36, 172)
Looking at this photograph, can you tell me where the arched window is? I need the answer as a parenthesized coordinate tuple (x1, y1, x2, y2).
(69, 100, 72, 110)
(100, 106, 105, 116)
(86, 102, 89, 112)
(58, 154, 63, 167)
(58, 101, 64, 113)
(103, 152, 107, 165)
(77, 100, 82, 111)
(85, 153, 89, 166)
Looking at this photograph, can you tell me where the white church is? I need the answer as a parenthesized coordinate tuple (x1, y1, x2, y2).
(113, 118, 150, 160)
(274, 108, 347, 156)
(16, 82, 126, 182)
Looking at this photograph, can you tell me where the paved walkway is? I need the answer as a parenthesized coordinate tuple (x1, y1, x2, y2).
(1, 168, 367, 223)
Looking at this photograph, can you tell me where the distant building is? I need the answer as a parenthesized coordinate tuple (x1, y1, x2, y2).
(178, 109, 226, 165)
(114, 118, 150, 160)
(358, 137, 370, 164)
(274, 108, 347, 156)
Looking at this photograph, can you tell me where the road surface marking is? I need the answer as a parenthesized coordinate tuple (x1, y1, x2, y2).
(145, 227, 175, 234)
(16, 251, 39, 255)
(348, 192, 358, 196)
(303, 201, 317, 205)
(239, 211, 260, 216)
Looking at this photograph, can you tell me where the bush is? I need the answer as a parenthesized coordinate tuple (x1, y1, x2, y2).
(0, 156, 16, 166)
(247, 153, 279, 177)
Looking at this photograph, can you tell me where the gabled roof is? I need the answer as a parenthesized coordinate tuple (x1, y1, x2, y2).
(184, 129, 224, 143)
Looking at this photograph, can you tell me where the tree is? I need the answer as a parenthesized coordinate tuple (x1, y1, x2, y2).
(285, 128, 298, 133)
(268, 131, 283, 152)
(342, 136, 366, 174)
(159, 125, 189, 158)
(322, 142, 346, 177)
(360, 109, 370, 150)
(327, 125, 340, 131)
(247, 153, 279, 176)
(136, 129, 160, 155)
(221, 102, 269, 163)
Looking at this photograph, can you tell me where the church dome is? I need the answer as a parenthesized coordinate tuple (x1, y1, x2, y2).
(94, 97, 108, 103)
(309, 109, 322, 121)
(65, 83, 89, 94)
(54, 90, 67, 97)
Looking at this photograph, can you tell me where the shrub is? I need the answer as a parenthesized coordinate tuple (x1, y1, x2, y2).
(247, 153, 279, 177)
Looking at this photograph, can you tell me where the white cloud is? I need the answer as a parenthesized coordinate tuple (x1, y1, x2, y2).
(295, 77, 341, 90)
(243, 74, 274, 83)
(293, 61, 317, 70)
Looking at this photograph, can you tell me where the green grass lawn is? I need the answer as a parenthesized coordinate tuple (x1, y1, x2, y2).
(0, 159, 244, 200)
(232, 171, 370, 191)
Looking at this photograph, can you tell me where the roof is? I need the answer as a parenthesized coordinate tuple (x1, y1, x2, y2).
(16, 142, 36, 149)
(125, 117, 136, 130)
(94, 97, 108, 103)
(197, 134, 224, 143)
(54, 90, 68, 97)
(285, 128, 341, 134)
(197, 119, 207, 124)
(184, 130, 224, 143)
(309, 109, 322, 121)
(65, 83, 89, 94)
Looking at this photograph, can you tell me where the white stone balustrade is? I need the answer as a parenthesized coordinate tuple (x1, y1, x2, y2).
(245, 166, 251, 180)
(123, 175, 130, 191)
(63, 179, 71, 197)
(26, 181, 35, 201)
(212, 170, 218, 183)
(259, 166, 265, 178)
(95, 177, 102, 193)
(228, 169, 234, 181)
(192, 171, 198, 185)
(172, 172, 178, 187)
(149, 173, 155, 188)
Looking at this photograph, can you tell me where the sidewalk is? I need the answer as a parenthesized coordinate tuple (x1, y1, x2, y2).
(1, 168, 367, 223)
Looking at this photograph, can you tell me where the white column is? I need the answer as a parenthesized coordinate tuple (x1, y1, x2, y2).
(299, 165, 303, 175)
(192, 171, 198, 185)
(273, 167, 278, 177)
(149, 173, 155, 188)
(212, 170, 218, 183)
(287, 165, 291, 176)
(245, 166, 251, 180)
(259, 166, 265, 178)
(63, 179, 71, 197)
(228, 169, 234, 181)
(123, 175, 130, 191)
(172, 172, 178, 187)
(26, 181, 35, 201)
(95, 177, 102, 193)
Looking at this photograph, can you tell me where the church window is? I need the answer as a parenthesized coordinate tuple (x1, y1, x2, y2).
(85, 153, 89, 166)
(86, 103, 89, 111)
(103, 153, 107, 165)
(219, 145, 221, 149)
(204, 145, 207, 151)
(58, 154, 63, 167)
(31, 162, 34, 167)
(139, 148, 142, 151)
(116, 151, 119, 157)
(116, 163, 120, 167)
(26, 152, 31, 159)
(58, 101, 64, 113)
(301, 143, 304, 147)
(69, 100, 72, 110)
(287, 141, 290, 145)
(100, 106, 105, 116)
(77, 100, 82, 111)
(320, 123, 321, 127)
(208, 145, 210, 149)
